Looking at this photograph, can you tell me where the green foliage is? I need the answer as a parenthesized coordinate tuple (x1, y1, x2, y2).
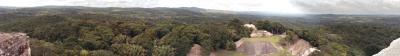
(280, 30, 299, 46)
(160, 25, 200, 56)
(228, 19, 252, 39)
(294, 29, 352, 56)
(112, 34, 130, 44)
(199, 23, 237, 51)
(90, 50, 118, 56)
(255, 20, 287, 34)
(130, 29, 158, 49)
(80, 50, 89, 56)
(312, 43, 348, 56)
(313, 20, 400, 56)
(0, 7, 293, 56)
(224, 40, 236, 50)
(152, 45, 176, 56)
(295, 30, 329, 47)
(79, 26, 114, 50)
(111, 44, 146, 56)
(30, 39, 60, 56)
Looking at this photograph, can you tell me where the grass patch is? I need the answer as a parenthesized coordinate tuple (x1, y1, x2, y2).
(213, 50, 244, 56)
(268, 49, 293, 56)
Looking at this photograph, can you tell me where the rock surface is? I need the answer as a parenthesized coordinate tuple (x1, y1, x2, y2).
(288, 39, 319, 56)
(0, 32, 30, 56)
(250, 30, 273, 37)
(244, 24, 273, 37)
(187, 44, 202, 56)
(243, 24, 257, 31)
(374, 38, 400, 56)
(236, 38, 278, 56)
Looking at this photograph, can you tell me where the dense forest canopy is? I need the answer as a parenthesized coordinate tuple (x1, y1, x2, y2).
(0, 6, 399, 56)
(0, 7, 255, 56)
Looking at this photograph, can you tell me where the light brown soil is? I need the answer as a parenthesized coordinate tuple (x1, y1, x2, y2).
(288, 39, 315, 56)
(237, 39, 277, 56)
(187, 44, 202, 56)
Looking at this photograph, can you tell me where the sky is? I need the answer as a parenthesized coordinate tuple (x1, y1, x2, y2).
(0, 0, 399, 14)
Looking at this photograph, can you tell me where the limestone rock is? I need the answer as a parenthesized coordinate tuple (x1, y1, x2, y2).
(250, 30, 273, 37)
(0, 32, 30, 56)
(288, 39, 319, 56)
(187, 44, 202, 56)
(374, 38, 400, 56)
(243, 24, 257, 31)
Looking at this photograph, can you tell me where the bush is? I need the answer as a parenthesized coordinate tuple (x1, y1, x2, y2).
(152, 45, 176, 56)
(111, 44, 146, 56)
(90, 50, 117, 56)
(30, 39, 60, 56)
(80, 50, 89, 56)
(159, 25, 200, 56)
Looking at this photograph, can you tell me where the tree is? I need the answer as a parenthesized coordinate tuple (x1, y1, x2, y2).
(228, 19, 252, 40)
(80, 50, 89, 56)
(130, 28, 158, 49)
(30, 39, 60, 56)
(79, 25, 115, 50)
(90, 50, 117, 56)
(152, 45, 176, 56)
(111, 44, 146, 56)
(112, 34, 129, 44)
(160, 25, 204, 56)
(255, 20, 287, 34)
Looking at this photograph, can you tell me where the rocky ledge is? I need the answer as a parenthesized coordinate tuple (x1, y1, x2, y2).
(0, 32, 30, 56)
(374, 38, 400, 56)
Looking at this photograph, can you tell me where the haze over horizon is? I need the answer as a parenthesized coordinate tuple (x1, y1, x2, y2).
(1, 0, 400, 14)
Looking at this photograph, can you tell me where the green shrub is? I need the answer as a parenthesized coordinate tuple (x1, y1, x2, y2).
(152, 45, 176, 56)
(255, 20, 287, 34)
(111, 44, 146, 56)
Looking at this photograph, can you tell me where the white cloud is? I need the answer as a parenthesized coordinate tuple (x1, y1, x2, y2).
(293, 0, 400, 14)
(1, 0, 399, 14)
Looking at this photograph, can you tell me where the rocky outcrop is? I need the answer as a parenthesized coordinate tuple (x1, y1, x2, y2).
(243, 24, 273, 37)
(0, 32, 30, 56)
(236, 39, 277, 56)
(250, 30, 273, 37)
(288, 39, 319, 56)
(187, 44, 202, 56)
(243, 24, 257, 31)
(374, 38, 400, 56)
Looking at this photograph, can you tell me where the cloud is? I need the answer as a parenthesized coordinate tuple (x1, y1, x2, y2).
(292, 0, 400, 14)
(1, 0, 399, 14)
(67, 0, 159, 7)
